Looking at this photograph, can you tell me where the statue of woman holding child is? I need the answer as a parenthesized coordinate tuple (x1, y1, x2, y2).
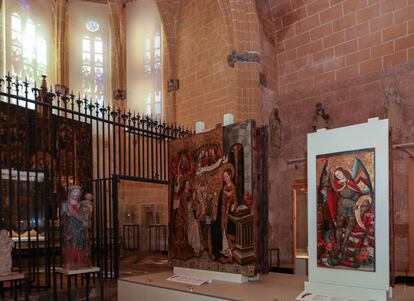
(61, 186, 93, 270)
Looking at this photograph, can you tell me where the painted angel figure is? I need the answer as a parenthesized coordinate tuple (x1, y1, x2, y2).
(319, 156, 373, 263)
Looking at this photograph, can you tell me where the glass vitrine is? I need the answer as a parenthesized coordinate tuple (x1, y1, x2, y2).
(292, 180, 308, 275)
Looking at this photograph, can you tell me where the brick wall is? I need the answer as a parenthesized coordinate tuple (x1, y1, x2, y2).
(159, 0, 267, 129)
(266, 0, 414, 272)
(173, 0, 236, 129)
(257, 0, 279, 92)
(153, 0, 414, 273)
(269, 62, 414, 271)
(118, 181, 168, 251)
(273, 0, 414, 95)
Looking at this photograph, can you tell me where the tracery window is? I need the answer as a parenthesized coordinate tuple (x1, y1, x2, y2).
(144, 31, 161, 77)
(81, 26, 105, 105)
(69, 1, 110, 108)
(10, 12, 47, 83)
(3, 0, 52, 107)
(127, 0, 163, 119)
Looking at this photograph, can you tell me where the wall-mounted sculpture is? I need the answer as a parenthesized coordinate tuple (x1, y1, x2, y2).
(227, 50, 260, 67)
(0, 229, 13, 275)
(384, 86, 404, 139)
(269, 108, 281, 158)
(259, 72, 267, 87)
(312, 102, 330, 131)
(168, 79, 180, 92)
(113, 89, 127, 101)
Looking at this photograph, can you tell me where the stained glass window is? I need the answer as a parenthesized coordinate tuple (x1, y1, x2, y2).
(3, 0, 53, 108)
(154, 32, 161, 74)
(81, 23, 105, 105)
(127, 0, 163, 120)
(144, 29, 162, 118)
(9, 13, 47, 84)
(155, 91, 161, 115)
(69, 1, 110, 110)
(86, 20, 100, 32)
(146, 92, 152, 116)
(143, 32, 161, 77)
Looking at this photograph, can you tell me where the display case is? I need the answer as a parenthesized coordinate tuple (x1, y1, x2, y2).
(1, 169, 46, 233)
(292, 180, 308, 275)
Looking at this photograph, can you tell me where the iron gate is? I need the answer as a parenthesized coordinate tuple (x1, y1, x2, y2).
(0, 73, 191, 297)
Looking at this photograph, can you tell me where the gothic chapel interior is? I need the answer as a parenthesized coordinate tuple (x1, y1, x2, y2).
(1, 0, 414, 300)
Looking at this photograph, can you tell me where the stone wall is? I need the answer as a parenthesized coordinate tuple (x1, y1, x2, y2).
(173, 0, 236, 128)
(154, 0, 414, 273)
(7, 0, 409, 273)
(269, 62, 414, 271)
(118, 181, 168, 251)
(262, 0, 414, 272)
(273, 0, 414, 94)
(158, 0, 266, 129)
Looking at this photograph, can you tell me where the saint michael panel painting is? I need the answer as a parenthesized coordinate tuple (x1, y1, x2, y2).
(316, 148, 375, 272)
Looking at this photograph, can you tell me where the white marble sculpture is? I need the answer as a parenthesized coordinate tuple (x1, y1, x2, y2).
(0, 229, 13, 276)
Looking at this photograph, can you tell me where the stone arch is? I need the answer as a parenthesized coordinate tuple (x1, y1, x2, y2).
(154, 0, 181, 76)
(154, 0, 264, 126)
(154, 0, 181, 123)
(172, 0, 236, 128)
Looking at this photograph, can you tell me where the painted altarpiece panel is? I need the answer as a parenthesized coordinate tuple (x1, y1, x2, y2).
(316, 148, 375, 272)
(168, 120, 263, 276)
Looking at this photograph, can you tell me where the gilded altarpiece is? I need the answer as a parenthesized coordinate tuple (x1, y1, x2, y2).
(0, 101, 92, 230)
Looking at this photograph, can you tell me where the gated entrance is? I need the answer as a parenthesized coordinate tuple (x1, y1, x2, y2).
(0, 74, 191, 298)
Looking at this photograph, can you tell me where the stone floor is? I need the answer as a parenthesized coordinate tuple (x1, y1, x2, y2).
(0, 251, 171, 301)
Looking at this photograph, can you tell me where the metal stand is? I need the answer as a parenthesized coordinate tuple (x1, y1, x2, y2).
(269, 248, 280, 271)
(149, 224, 166, 253)
(123, 224, 139, 250)
(0, 272, 29, 301)
(56, 267, 103, 301)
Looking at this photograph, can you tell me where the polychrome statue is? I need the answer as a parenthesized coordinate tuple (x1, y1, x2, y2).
(62, 186, 92, 270)
(0, 229, 13, 275)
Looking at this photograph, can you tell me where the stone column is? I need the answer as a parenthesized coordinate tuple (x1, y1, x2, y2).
(0, 0, 4, 74)
(54, 0, 69, 92)
(108, 0, 126, 110)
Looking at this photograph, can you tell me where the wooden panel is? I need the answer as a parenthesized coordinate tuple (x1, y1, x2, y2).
(409, 158, 414, 273)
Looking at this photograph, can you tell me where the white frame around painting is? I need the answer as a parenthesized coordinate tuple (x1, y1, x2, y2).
(306, 118, 390, 301)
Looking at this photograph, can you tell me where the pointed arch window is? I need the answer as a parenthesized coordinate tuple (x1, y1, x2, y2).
(9, 13, 48, 85)
(127, 0, 163, 119)
(5, 0, 52, 108)
(69, 1, 110, 109)
(81, 22, 105, 105)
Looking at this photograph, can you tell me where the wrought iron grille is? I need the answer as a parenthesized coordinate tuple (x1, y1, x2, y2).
(0, 73, 192, 297)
